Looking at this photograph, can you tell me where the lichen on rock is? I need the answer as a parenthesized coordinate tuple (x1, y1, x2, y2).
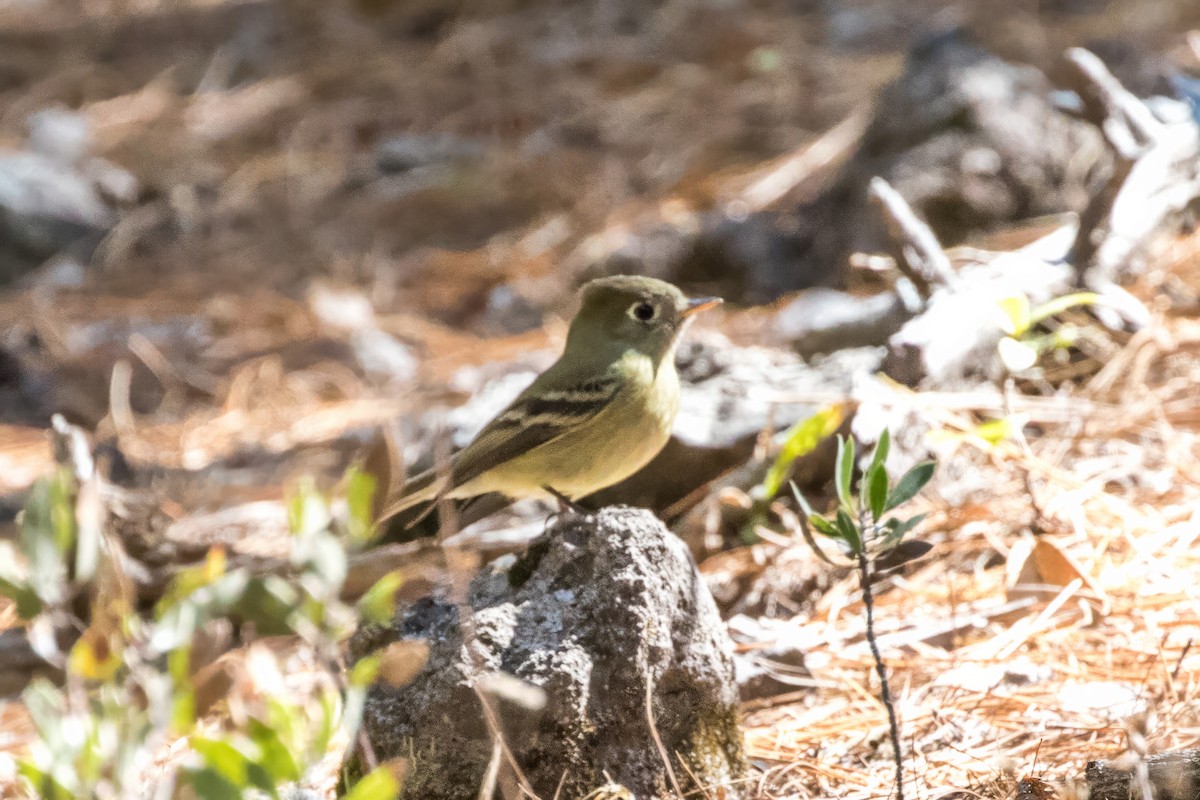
(349, 506, 746, 799)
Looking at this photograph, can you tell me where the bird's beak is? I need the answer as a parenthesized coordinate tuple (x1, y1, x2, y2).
(681, 296, 723, 318)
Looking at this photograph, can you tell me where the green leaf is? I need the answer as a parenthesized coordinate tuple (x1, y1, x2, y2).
(191, 738, 254, 789)
(997, 294, 1031, 336)
(287, 478, 330, 539)
(1028, 291, 1101, 326)
(312, 687, 339, 757)
(343, 766, 401, 800)
(0, 547, 42, 618)
(866, 464, 888, 521)
(885, 462, 936, 512)
(808, 513, 839, 537)
(17, 760, 74, 800)
(791, 485, 837, 537)
(349, 655, 381, 688)
(183, 767, 243, 800)
(47, 467, 76, 554)
(19, 476, 73, 607)
(344, 466, 379, 546)
(867, 429, 890, 477)
(248, 718, 300, 783)
(834, 435, 856, 510)
(973, 417, 1015, 446)
(761, 405, 845, 500)
(195, 740, 275, 797)
(883, 513, 928, 544)
(835, 508, 862, 554)
(358, 571, 404, 626)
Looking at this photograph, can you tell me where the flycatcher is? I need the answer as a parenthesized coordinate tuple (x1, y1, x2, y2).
(378, 275, 721, 525)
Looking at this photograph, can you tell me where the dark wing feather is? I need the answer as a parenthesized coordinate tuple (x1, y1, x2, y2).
(448, 374, 622, 490)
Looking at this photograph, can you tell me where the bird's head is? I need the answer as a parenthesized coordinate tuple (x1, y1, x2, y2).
(565, 275, 722, 363)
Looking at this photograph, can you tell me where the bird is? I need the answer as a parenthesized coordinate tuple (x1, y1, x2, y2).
(377, 275, 722, 527)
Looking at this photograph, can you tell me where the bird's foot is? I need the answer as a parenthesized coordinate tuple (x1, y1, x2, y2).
(543, 485, 588, 515)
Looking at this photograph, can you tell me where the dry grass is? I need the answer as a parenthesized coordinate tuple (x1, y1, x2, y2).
(738, 235, 1200, 798)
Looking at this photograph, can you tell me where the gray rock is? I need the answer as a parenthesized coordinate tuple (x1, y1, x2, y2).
(773, 288, 911, 357)
(0, 109, 136, 283)
(351, 507, 746, 799)
(0, 150, 114, 258)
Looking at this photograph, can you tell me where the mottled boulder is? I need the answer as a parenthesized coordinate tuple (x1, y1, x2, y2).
(351, 507, 746, 799)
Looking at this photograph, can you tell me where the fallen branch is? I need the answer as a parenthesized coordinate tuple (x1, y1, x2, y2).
(874, 45, 1200, 387)
(867, 177, 957, 300)
(1064, 47, 1200, 284)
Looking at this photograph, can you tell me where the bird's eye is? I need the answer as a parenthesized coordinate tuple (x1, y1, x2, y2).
(630, 301, 657, 322)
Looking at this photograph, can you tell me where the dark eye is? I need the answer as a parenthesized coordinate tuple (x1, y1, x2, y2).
(631, 301, 657, 322)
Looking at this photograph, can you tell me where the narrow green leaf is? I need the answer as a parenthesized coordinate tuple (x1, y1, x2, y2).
(17, 761, 74, 800)
(358, 571, 404, 626)
(1028, 291, 1102, 326)
(790, 483, 838, 566)
(973, 417, 1015, 446)
(349, 655, 381, 688)
(882, 513, 928, 544)
(808, 514, 839, 537)
(835, 508, 862, 554)
(866, 465, 888, 521)
(191, 738, 252, 788)
(0, 573, 41, 619)
(834, 436, 856, 509)
(19, 478, 71, 607)
(885, 461, 936, 511)
(183, 768, 242, 800)
(997, 294, 1031, 336)
(248, 719, 301, 783)
(313, 687, 340, 759)
(343, 766, 401, 800)
(791, 485, 818, 519)
(761, 405, 845, 500)
(868, 429, 890, 477)
(790, 486, 836, 537)
(344, 466, 379, 546)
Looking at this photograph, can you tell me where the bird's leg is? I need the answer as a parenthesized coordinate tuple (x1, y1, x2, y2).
(543, 485, 588, 516)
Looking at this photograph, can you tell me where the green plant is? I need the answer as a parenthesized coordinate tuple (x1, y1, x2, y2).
(791, 430, 935, 800)
(996, 291, 1101, 372)
(743, 404, 845, 544)
(2, 462, 403, 800)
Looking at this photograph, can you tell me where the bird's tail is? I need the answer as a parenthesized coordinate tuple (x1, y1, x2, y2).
(377, 468, 444, 525)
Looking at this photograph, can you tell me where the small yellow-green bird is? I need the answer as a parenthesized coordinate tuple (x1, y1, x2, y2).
(378, 275, 721, 525)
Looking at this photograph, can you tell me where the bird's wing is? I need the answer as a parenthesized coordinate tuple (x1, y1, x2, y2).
(449, 372, 624, 490)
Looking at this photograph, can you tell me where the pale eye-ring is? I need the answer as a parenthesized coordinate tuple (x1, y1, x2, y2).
(629, 301, 657, 322)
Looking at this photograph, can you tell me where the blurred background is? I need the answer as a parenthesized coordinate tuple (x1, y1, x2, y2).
(0, 0, 1198, 544)
(1, 0, 1198, 416)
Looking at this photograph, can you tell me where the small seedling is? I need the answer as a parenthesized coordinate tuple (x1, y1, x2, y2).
(996, 291, 1101, 372)
(791, 429, 935, 800)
